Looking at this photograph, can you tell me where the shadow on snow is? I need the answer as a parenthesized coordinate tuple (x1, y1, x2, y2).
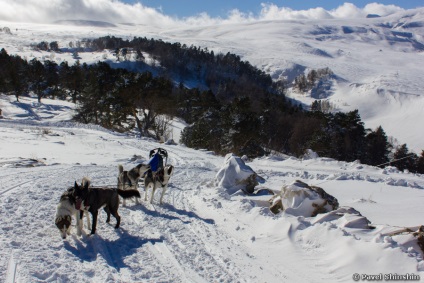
(63, 228, 164, 271)
(135, 202, 215, 225)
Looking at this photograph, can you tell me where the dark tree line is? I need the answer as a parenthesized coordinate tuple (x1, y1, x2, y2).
(0, 45, 423, 173)
(73, 36, 280, 100)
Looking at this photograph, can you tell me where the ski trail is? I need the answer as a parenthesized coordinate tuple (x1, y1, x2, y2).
(0, 179, 33, 196)
(128, 209, 185, 282)
(4, 252, 18, 283)
(147, 241, 208, 283)
(151, 191, 247, 282)
(0, 166, 73, 196)
(127, 186, 244, 283)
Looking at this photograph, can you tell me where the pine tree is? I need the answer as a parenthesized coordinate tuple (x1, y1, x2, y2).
(416, 150, 424, 174)
(364, 126, 390, 166)
(28, 58, 46, 102)
(44, 60, 60, 99)
(393, 144, 416, 172)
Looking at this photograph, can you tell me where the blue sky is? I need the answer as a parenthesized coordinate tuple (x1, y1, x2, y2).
(0, 0, 421, 25)
(124, 1, 423, 18)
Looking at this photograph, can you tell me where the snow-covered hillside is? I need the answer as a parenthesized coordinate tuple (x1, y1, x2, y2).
(1, 7, 424, 152)
(0, 93, 423, 282)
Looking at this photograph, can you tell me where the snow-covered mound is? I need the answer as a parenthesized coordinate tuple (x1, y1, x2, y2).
(312, 206, 372, 229)
(269, 180, 339, 216)
(216, 153, 264, 194)
(302, 149, 319, 160)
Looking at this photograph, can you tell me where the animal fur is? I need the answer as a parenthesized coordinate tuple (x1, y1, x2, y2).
(73, 177, 141, 235)
(117, 163, 150, 206)
(55, 187, 90, 239)
(144, 165, 174, 204)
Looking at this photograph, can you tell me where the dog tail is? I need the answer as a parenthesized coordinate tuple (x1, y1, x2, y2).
(118, 164, 124, 174)
(117, 189, 140, 199)
(81, 177, 91, 187)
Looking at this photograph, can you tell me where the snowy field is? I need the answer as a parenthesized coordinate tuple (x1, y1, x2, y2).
(0, 94, 423, 283)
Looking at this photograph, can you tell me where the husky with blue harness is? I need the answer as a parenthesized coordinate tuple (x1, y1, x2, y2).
(144, 148, 174, 204)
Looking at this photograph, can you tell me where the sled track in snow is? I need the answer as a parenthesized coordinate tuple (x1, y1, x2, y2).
(125, 187, 244, 283)
(152, 188, 247, 282)
(0, 166, 72, 197)
(147, 240, 207, 283)
(0, 179, 34, 197)
(129, 205, 192, 282)
(4, 252, 18, 283)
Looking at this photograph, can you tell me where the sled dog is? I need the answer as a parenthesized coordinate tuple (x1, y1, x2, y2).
(117, 163, 151, 205)
(73, 177, 141, 235)
(55, 187, 90, 239)
(144, 165, 174, 204)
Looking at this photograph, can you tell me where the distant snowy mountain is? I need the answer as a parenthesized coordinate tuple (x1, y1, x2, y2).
(54, 20, 117, 28)
(0, 7, 423, 151)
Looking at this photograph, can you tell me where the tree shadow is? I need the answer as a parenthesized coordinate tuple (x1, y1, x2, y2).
(135, 202, 215, 225)
(135, 204, 190, 223)
(162, 204, 215, 225)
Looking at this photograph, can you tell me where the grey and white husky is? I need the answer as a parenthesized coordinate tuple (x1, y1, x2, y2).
(117, 163, 151, 205)
(144, 165, 174, 204)
(55, 187, 90, 239)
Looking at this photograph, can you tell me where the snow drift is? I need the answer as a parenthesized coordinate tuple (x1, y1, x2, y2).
(216, 153, 264, 194)
(269, 180, 339, 216)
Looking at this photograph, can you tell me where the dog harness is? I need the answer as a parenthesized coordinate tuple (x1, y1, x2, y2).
(152, 168, 165, 186)
(124, 179, 133, 188)
(117, 176, 133, 189)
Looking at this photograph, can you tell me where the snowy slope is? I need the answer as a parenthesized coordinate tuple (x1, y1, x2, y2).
(1, 8, 424, 151)
(0, 94, 423, 282)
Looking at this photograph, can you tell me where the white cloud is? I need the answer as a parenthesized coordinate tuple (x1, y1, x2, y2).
(259, 4, 333, 20)
(0, 0, 407, 27)
(0, 0, 176, 27)
(330, 2, 365, 18)
(258, 2, 405, 21)
(363, 2, 405, 16)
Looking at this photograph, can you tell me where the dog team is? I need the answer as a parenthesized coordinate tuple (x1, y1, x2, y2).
(55, 148, 174, 239)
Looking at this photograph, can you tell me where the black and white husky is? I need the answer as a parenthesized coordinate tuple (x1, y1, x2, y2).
(55, 187, 90, 239)
(117, 163, 150, 205)
(73, 177, 141, 235)
(144, 165, 174, 204)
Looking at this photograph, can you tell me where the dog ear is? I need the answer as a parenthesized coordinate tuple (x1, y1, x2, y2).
(74, 181, 78, 189)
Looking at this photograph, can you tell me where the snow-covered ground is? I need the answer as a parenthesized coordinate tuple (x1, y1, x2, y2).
(0, 94, 423, 282)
